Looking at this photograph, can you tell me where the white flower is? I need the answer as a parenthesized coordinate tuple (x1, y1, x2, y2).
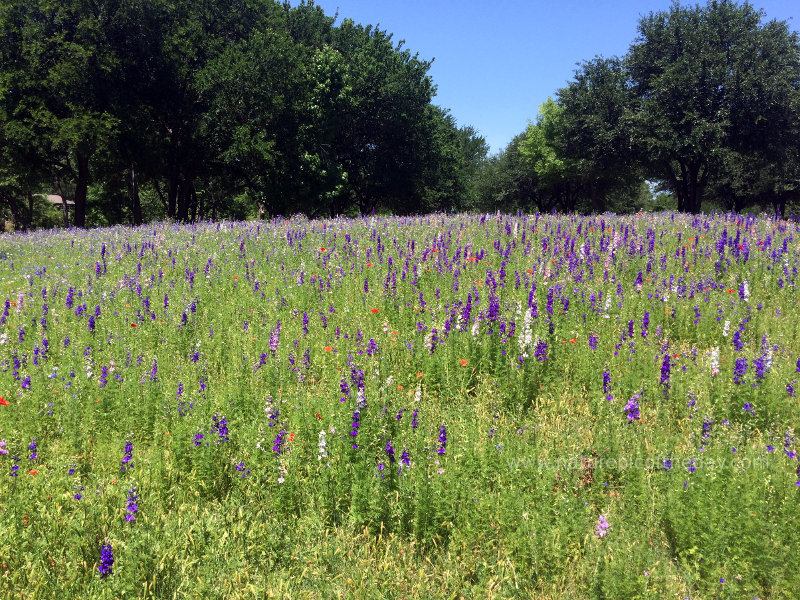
(318, 430, 328, 461)
(470, 319, 480, 340)
(722, 321, 730, 337)
(710, 347, 720, 377)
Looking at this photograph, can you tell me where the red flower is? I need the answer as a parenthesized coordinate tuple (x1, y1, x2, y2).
(324, 346, 332, 352)
(370, 308, 379, 313)
(0, 397, 8, 406)
(459, 359, 468, 366)
(233, 276, 238, 280)
(130, 323, 137, 328)
(28, 470, 38, 475)
(288, 433, 295, 442)
(366, 263, 372, 267)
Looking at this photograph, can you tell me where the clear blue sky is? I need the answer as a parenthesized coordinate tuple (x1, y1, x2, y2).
(305, 0, 798, 154)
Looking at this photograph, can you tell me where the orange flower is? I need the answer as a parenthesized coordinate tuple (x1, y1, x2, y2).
(324, 346, 332, 352)
(417, 372, 423, 378)
(0, 397, 8, 406)
(459, 359, 468, 367)
(397, 385, 403, 390)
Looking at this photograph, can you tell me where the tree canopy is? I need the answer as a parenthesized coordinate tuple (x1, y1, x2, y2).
(484, 0, 800, 217)
(0, 0, 487, 228)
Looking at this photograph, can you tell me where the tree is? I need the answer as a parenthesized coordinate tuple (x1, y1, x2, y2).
(627, 0, 800, 213)
(0, 0, 125, 227)
(476, 132, 539, 213)
(519, 99, 580, 211)
(555, 57, 643, 213)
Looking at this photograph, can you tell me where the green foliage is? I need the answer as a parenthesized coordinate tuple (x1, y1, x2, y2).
(1, 212, 799, 597)
(627, 0, 800, 214)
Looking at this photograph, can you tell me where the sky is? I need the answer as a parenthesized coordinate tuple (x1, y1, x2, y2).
(306, 0, 799, 155)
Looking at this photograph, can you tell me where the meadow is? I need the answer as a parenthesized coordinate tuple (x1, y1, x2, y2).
(0, 211, 798, 599)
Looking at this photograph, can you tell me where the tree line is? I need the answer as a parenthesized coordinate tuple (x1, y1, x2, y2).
(1, 0, 799, 230)
(480, 0, 800, 218)
(0, 0, 488, 228)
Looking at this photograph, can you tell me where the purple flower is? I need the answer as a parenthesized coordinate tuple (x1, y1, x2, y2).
(534, 339, 548, 362)
(269, 321, 281, 354)
(732, 329, 743, 352)
(149, 359, 158, 381)
(125, 488, 139, 522)
(28, 438, 37, 461)
(385, 440, 396, 464)
(660, 354, 671, 386)
(98, 543, 114, 577)
(596, 514, 610, 537)
(733, 357, 748, 384)
(211, 414, 229, 443)
(437, 424, 447, 455)
(235, 461, 251, 478)
(9, 455, 20, 477)
(272, 429, 286, 454)
(624, 394, 640, 422)
(120, 440, 133, 472)
(350, 410, 360, 448)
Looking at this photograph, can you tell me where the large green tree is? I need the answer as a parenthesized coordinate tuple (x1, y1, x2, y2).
(627, 0, 800, 213)
(554, 57, 642, 213)
(0, 0, 125, 227)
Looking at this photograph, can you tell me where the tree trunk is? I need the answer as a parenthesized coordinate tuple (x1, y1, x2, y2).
(190, 186, 198, 222)
(131, 167, 142, 226)
(73, 152, 89, 227)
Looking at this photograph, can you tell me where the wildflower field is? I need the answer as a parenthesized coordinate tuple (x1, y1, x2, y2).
(1, 212, 799, 599)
